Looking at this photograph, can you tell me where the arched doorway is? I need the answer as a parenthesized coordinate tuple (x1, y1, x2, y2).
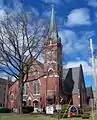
(33, 100, 39, 108)
(28, 100, 31, 106)
(33, 99, 39, 113)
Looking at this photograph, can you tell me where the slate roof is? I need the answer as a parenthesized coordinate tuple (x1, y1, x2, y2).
(62, 69, 69, 80)
(62, 66, 84, 94)
(62, 68, 74, 94)
(72, 67, 80, 93)
(86, 86, 94, 98)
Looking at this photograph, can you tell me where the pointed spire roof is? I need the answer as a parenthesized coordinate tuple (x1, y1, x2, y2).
(48, 5, 59, 41)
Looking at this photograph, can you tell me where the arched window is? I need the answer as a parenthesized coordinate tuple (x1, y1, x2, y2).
(9, 91, 14, 101)
(48, 68, 54, 77)
(33, 80, 40, 95)
(23, 83, 28, 95)
(29, 66, 36, 75)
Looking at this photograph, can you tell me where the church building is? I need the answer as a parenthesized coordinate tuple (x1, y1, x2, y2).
(6, 5, 87, 111)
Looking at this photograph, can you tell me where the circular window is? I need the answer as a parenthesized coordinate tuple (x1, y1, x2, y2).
(9, 91, 14, 101)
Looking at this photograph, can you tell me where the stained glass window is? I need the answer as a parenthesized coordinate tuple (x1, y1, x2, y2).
(23, 83, 28, 95)
(10, 91, 14, 100)
(33, 80, 40, 95)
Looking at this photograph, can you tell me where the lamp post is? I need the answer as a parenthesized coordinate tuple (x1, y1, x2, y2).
(90, 38, 97, 109)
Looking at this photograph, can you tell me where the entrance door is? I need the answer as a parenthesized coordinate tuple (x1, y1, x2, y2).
(33, 100, 39, 112)
(28, 100, 31, 106)
(33, 100, 38, 108)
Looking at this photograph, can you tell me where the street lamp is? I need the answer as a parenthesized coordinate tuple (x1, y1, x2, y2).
(90, 38, 97, 109)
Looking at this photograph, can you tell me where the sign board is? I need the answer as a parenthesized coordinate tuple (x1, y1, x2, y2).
(46, 106, 54, 114)
(68, 105, 78, 117)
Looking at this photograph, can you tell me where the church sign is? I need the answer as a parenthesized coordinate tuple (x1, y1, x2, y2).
(46, 105, 54, 114)
(68, 105, 78, 117)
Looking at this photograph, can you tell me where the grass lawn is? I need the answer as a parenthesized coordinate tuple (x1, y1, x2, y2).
(0, 113, 97, 120)
(0, 114, 78, 120)
(0, 114, 51, 120)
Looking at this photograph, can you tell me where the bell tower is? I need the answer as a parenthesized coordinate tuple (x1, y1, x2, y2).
(44, 5, 62, 105)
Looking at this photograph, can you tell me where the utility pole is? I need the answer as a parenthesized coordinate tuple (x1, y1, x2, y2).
(90, 38, 97, 109)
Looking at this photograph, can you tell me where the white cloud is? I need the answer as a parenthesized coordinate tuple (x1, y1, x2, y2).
(87, 0, 97, 7)
(66, 8, 91, 26)
(59, 30, 76, 44)
(65, 60, 92, 75)
(59, 30, 76, 54)
(75, 57, 81, 60)
(2, 1, 39, 18)
(0, 72, 16, 81)
(59, 29, 94, 55)
(65, 57, 97, 76)
(41, 0, 61, 4)
(0, 9, 5, 21)
(12, 0, 23, 13)
(42, 11, 51, 17)
(29, 7, 39, 17)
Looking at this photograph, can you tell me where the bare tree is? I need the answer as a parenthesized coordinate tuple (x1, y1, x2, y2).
(0, 10, 48, 114)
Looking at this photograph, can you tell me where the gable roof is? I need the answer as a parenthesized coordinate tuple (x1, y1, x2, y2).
(62, 66, 85, 94)
(62, 68, 73, 93)
(86, 86, 94, 98)
(72, 67, 80, 93)
(9, 58, 44, 87)
(62, 68, 69, 80)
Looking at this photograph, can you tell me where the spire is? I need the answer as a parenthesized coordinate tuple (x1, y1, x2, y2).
(48, 5, 59, 41)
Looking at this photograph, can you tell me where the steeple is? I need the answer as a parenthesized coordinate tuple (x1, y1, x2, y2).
(48, 5, 59, 41)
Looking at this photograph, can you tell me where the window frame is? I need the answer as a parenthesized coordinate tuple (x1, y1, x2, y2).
(23, 82, 29, 96)
(28, 66, 36, 75)
(33, 80, 41, 95)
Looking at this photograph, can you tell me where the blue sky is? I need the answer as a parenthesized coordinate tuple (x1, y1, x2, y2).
(0, 0, 97, 89)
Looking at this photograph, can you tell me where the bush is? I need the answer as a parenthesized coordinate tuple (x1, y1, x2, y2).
(0, 107, 11, 113)
(22, 106, 34, 114)
(57, 104, 71, 118)
(58, 112, 68, 118)
(76, 114, 81, 117)
(82, 113, 90, 119)
(83, 106, 91, 112)
(61, 104, 71, 113)
(84, 112, 90, 116)
(78, 108, 84, 114)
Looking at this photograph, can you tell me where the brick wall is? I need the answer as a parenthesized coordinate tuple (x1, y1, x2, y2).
(72, 93, 80, 107)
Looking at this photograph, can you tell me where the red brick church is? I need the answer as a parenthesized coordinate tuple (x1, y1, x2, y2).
(5, 6, 88, 111)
